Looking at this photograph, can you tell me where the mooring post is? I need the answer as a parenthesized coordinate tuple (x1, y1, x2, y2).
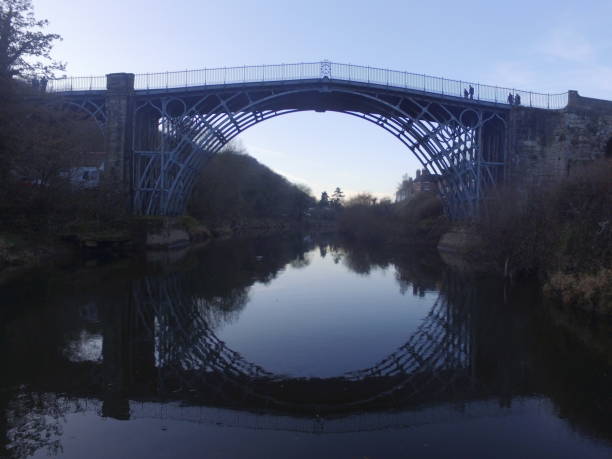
(104, 73, 135, 210)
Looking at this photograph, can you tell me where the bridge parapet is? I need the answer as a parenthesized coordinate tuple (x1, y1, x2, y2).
(47, 61, 569, 110)
(507, 90, 612, 186)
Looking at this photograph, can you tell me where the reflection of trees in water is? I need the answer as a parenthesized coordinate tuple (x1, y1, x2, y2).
(312, 235, 443, 296)
(155, 234, 317, 331)
(289, 251, 312, 270)
(529, 304, 612, 443)
(194, 290, 250, 330)
(3, 391, 64, 458)
(342, 248, 391, 276)
(1, 233, 611, 453)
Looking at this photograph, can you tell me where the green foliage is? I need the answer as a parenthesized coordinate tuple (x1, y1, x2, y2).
(188, 148, 315, 222)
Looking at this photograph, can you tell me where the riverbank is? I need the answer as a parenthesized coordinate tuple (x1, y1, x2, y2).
(437, 224, 611, 317)
(0, 216, 336, 281)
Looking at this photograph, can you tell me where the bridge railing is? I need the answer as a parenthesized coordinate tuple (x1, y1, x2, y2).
(47, 61, 569, 109)
(46, 75, 107, 92)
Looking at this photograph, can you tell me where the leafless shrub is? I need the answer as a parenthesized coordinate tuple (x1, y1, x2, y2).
(478, 158, 612, 281)
(545, 269, 612, 314)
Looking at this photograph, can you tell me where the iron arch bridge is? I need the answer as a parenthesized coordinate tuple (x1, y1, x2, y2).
(49, 62, 569, 218)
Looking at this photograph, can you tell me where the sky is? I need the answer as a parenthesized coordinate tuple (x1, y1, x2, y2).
(32, 0, 612, 199)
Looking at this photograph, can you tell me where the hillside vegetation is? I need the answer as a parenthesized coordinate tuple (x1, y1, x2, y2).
(188, 146, 315, 225)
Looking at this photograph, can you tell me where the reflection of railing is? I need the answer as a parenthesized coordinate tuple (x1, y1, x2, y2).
(47, 61, 569, 109)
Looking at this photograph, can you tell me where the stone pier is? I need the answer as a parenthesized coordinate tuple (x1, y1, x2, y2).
(507, 91, 612, 187)
(104, 73, 135, 206)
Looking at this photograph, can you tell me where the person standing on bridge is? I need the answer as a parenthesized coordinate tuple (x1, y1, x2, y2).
(469, 85, 474, 100)
(464, 88, 469, 99)
(515, 93, 521, 105)
(507, 92, 514, 105)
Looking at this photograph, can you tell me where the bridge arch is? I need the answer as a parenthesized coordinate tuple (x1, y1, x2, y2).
(131, 82, 507, 217)
(132, 270, 472, 415)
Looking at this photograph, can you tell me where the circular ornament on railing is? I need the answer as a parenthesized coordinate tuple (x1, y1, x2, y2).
(320, 60, 332, 79)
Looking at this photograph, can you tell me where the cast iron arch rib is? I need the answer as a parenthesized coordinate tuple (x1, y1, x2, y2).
(131, 83, 508, 217)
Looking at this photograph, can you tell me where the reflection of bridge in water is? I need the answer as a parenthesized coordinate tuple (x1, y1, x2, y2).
(129, 273, 474, 416)
(37, 395, 543, 436)
(3, 243, 610, 451)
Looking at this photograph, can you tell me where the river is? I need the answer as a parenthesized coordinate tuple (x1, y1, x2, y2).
(0, 233, 610, 458)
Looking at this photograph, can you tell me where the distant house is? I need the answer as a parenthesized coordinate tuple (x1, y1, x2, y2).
(395, 175, 414, 202)
(395, 169, 439, 202)
(68, 152, 106, 188)
(413, 169, 438, 193)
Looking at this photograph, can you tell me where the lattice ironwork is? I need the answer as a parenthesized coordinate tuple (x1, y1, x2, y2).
(46, 61, 563, 218)
(44, 96, 107, 132)
(131, 83, 508, 218)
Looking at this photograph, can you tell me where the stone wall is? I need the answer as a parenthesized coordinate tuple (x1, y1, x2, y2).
(104, 73, 135, 196)
(507, 91, 612, 187)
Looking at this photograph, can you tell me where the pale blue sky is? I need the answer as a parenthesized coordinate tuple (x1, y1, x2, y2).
(33, 0, 612, 198)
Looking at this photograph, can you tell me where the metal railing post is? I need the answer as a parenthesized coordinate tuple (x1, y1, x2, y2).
(52, 61, 565, 109)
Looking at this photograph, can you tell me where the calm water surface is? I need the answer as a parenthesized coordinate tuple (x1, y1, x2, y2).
(0, 234, 610, 458)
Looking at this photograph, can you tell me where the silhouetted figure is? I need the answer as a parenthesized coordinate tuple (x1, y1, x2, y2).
(463, 88, 469, 99)
(40, 77, 48, 92)
(515, 93, 521, 105)
(31, 77, 39, 90)
(507, 92, 514, 105)
(469, 85, 474, 100)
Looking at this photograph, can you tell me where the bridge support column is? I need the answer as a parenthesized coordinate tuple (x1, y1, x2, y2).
(104, 73, 135, 209)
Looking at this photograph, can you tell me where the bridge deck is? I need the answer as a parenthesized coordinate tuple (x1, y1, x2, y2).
(48, 61, 568, 110)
